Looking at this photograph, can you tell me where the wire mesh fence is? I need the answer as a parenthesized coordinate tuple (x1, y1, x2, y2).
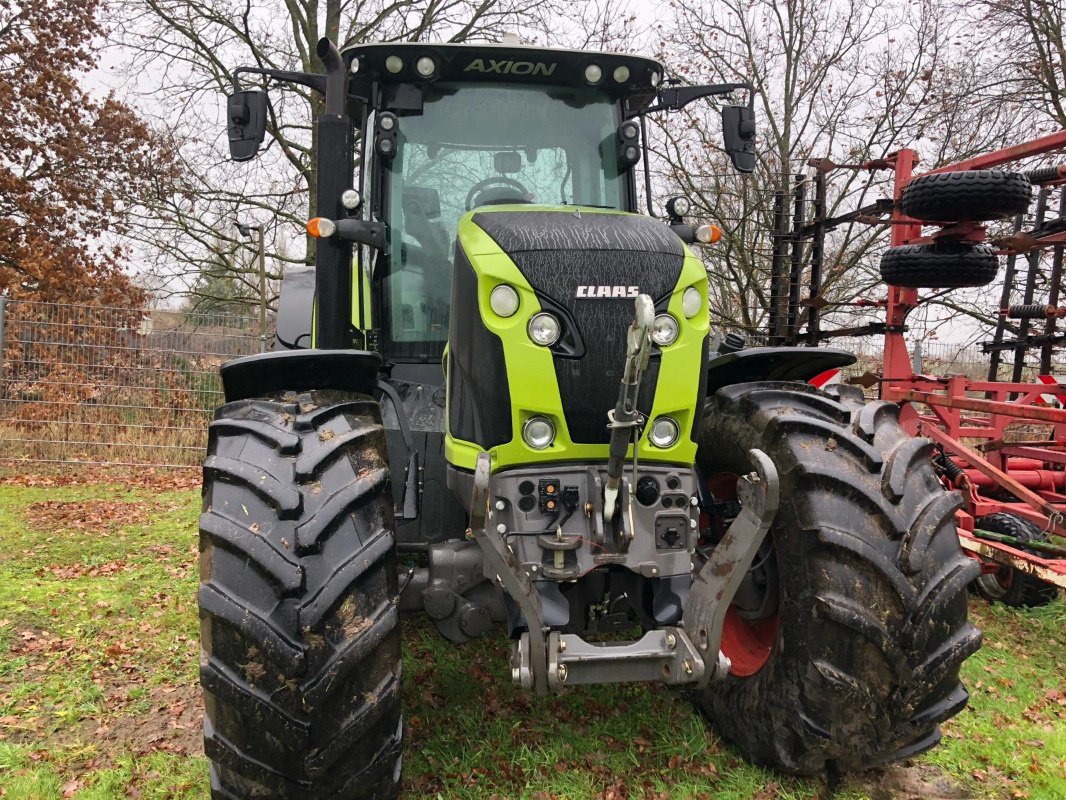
(0, 299, 264, 467)
(0, 296, 1015, 469)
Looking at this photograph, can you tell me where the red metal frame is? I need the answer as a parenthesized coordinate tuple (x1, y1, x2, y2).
(877, 135, 1066, 588)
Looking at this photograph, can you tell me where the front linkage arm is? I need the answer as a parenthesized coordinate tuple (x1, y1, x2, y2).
(683, 449, 779, 685)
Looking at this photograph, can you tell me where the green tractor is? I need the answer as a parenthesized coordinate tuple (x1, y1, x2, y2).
(203, 36, 982, 798)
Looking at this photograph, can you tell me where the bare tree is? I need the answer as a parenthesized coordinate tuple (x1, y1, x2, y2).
(650, 0, 1027, 339)
(971, 0, 1066, 128)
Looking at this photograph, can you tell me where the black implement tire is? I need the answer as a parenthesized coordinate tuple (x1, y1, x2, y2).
(695, 382, 982, 775)
(880, 242, 998, 288)
(971, 513, 1060, 608)
(199, 390, 402, 799)
(901, 170, 1032, 222)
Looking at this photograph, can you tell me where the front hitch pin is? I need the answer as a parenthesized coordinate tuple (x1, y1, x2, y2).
(603, 294, 654, 523)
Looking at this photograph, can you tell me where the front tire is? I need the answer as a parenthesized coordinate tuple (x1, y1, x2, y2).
(199, 390, 402, 799)
(695, 382, 982, 774)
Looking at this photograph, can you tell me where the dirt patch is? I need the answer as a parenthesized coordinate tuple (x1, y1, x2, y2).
(91, 680, 203, 759)
(844, 762, 976, 800)
(1, 467, 200, 491)
(25, 499, 151, 532)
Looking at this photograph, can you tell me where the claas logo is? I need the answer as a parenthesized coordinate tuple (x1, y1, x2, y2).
(576, 285, 640, 299)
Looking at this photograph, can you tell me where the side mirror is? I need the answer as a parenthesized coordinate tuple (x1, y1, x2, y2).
(721, 105, 757, 174)
(227, 90, 268, 162)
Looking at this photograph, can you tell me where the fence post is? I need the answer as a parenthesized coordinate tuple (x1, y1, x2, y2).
(0, 293, 6, 374)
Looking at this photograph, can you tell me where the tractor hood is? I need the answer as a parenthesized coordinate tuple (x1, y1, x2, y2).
(469, 208, 686, 443)
(446, 206, 709, 471)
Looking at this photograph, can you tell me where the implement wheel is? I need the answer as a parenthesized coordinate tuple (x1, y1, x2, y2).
(879, 242, 998, 288)
(901, 170, 1032, 222)
(199, 390, 402, 799)
(971, 513, 1060, 608)
(695, 382, 982, 774)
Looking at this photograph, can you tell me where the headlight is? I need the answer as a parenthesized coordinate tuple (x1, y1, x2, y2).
(651, 313, 679, 346)
(649, 417, 680, 448)
(489, 284, 520, 317)
(523, 416, 555, 449)
(528, 312, 561, 346)
(682, 287, 702, 318)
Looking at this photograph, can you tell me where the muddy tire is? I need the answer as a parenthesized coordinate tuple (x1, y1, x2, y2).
(879, 242, 999, 288)
(971, 513, 1060, 608)
(695, 382, 982, 775)
(199, 390, 402, 799)
(901, 170, 1032, 222)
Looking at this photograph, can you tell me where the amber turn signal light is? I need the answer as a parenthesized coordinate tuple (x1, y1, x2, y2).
(306, 217, 336, 238)
(696, 224, 722, 244)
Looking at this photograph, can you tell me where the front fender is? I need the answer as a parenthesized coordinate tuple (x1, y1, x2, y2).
(705, 347, 856, 395)
(220, 350, 381, 402)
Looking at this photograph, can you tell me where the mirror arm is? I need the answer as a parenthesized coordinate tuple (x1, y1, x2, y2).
(638, 82, 755, 115)
(233, 67, 326, 97)
(231, 67, 369, 107)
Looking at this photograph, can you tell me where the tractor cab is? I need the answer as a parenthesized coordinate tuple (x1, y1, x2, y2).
(346, 43, 662, 362)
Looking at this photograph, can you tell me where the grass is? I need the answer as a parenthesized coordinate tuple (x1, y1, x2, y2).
(0, 473, 1063, 799)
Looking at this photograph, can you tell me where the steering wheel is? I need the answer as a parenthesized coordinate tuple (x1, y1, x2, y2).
(465, 176, 533, 210)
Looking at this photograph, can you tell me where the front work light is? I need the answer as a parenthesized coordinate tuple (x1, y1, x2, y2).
(341, 189, 362, 210)
(523, 416, 556, 449)
(649, 417, 680, 448)
(416, 56, 436, 77)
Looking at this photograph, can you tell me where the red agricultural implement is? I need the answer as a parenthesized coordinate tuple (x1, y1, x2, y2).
(776, 131, 1066, 606)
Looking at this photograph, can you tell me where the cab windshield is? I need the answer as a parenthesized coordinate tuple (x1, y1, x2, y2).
(380, 82, 625, 361)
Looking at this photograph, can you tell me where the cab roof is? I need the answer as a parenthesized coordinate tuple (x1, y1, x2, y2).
(342, 41, 664, 110)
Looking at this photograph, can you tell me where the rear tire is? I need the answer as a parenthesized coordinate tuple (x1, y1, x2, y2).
(971, 513, 1060, 608)
(901, 170, 1032, 222)
(695, 382, 982, 774)
(880, 242, 998, 288)
(199, 390, 402, 799)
